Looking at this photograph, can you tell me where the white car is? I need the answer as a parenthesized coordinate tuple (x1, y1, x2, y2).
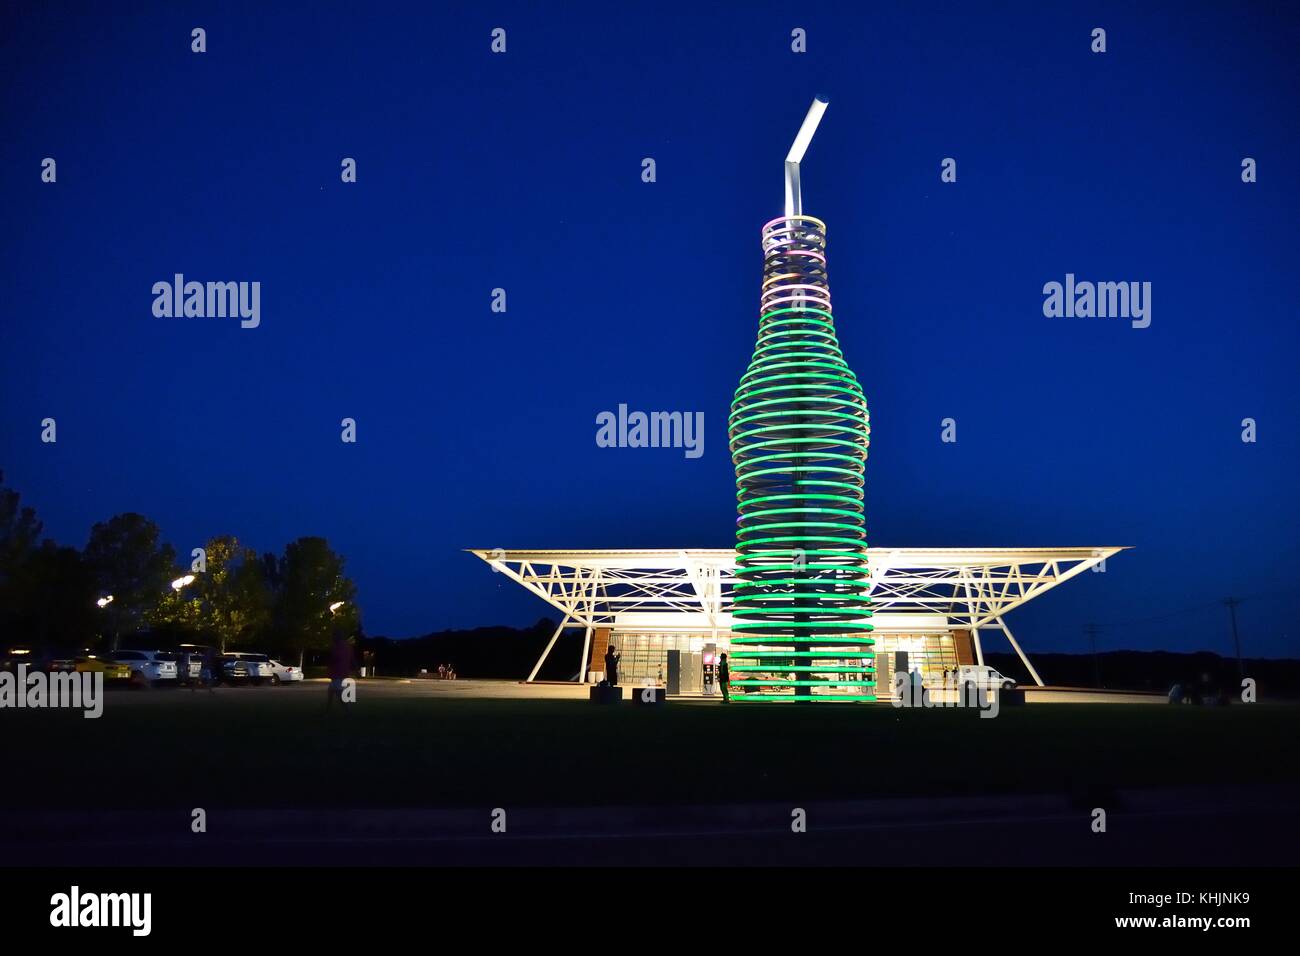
(954, 665, 1016, 691)
(109, 650, 179, 687)
(222, 652, 276, 686)
(267, 659, 304, 685)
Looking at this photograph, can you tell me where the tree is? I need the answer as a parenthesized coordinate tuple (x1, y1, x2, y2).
(84, 513, 177, 649)
(278, 537, 359, 665)
(260, 550, 284, 593)
(0, 470, 43, 573)
(192, 535, 270, 651)
(0, 471, 46, 645)
(147, 579, 203, 633)
(2, 475, 100, 654)
(7, 542, 98, 655)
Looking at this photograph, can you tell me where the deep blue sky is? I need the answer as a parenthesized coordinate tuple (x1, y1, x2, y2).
(2, 1, 1297, 658)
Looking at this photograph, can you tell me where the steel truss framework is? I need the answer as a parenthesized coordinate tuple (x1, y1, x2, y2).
(470, 547, 1126, 688)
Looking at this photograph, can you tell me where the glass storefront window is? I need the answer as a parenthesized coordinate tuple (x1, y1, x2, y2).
(611, 629, 961, 697)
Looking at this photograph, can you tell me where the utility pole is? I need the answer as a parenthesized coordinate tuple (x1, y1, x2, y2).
(1223, 597, 1245, 678)
(1084, 623, 1102, 689)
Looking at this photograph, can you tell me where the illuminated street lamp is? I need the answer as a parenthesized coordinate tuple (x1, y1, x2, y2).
(95, 594, 117, 652)
(171, 574, 196, 591)
(328, 601, 345, 614)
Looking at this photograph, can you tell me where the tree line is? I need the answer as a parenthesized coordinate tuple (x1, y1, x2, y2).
(0, 470, 360, 663)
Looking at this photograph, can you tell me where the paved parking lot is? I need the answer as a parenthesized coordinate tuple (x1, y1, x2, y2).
(102, 677, 1164, 705)
(5, 677, 1290, 866)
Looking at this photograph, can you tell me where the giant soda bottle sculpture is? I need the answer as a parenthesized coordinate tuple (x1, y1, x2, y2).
(728, 98, 874, 702)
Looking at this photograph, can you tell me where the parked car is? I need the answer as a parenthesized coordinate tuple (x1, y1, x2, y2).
(267, 659, 304, 685)
(108, 650, 178, 687)
(50, 656, 133, 683)
(218, 657, 251, 685)
(222, 652, 275, 686)
(148, 651, 196, 685)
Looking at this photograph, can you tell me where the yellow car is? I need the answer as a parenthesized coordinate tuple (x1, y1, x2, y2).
(51, 657, 133, 682)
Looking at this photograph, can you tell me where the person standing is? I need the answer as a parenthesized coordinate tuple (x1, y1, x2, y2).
(200, 648, 219, 692)
(718, 652, 731, 703)
(604, 644, 620, 686)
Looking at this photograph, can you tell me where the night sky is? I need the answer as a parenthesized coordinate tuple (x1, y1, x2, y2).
(2, 1, 1297, 658)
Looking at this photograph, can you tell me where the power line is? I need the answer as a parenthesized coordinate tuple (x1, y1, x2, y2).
(1094, 587, 1297, 631)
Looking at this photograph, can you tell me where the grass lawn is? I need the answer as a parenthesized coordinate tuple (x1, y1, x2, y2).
(6, 688, 1297, 810)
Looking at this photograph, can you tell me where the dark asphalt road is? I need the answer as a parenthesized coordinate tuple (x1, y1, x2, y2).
(4, 784, 1294, 866)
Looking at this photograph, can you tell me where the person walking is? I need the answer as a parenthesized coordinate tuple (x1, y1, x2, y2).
(718, 652, 731, 703)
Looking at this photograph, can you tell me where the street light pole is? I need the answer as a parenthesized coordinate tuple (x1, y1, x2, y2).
(1223, 597, 1244, 678)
